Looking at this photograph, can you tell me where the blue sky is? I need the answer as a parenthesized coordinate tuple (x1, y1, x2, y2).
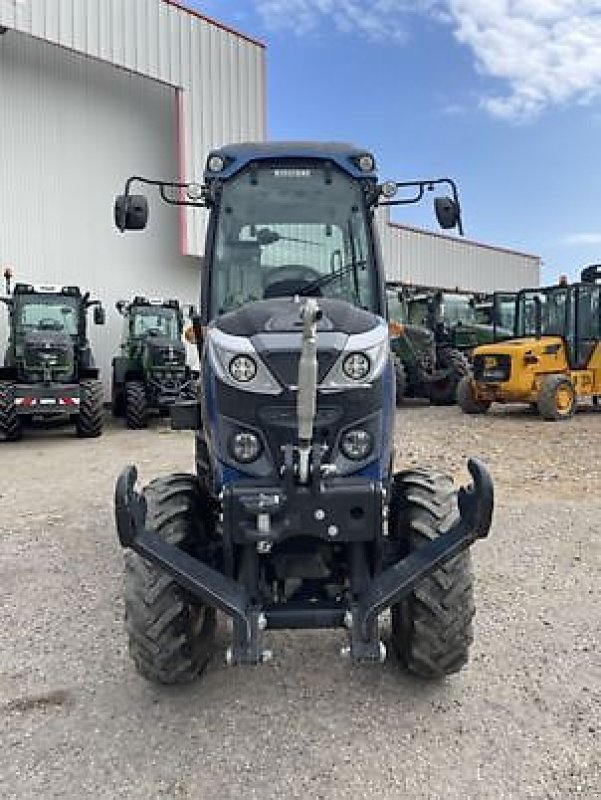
(190, 1, 601, 283)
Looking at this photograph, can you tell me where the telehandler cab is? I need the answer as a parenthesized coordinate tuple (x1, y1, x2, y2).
(0, 270, 105, 441)
(458, 266, 601, 420)
(112, 143, 493, 684)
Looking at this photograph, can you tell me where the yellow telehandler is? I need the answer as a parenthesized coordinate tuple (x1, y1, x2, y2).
(458, 266, 601, 420)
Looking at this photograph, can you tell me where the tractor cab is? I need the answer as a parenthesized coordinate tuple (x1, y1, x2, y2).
(0, 275, 105, 440)
(111, 297, 195, 428)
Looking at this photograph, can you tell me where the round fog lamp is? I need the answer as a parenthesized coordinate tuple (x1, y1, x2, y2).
(340, 429, 373, 461)
(358, 154, 375, 172)
(230, 432, 262, 464)
(208, 155, 225, 172)
(342, 352, 370, 381)
(229, 354, 257, 383)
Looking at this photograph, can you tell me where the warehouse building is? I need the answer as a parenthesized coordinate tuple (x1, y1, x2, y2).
(376, 208, 541, 294)
(0, 0, 539, 396)
(0, 0, 265, 388)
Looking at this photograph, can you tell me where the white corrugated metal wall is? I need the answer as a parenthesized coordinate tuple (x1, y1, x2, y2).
(0, 0, 266, 255)
(0, 0, 265, 395)
(376, 207, 540, 293)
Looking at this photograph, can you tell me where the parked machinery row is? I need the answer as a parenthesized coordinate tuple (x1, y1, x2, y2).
(0, 270, 197, 441)
(458, 265, 601, 420)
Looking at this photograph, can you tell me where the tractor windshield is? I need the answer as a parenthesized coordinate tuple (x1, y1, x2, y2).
(211, 162, 377, 315)
(441, 295, 476, 326)
(131, 306, 180, 339)
(14, 294, 79, 336)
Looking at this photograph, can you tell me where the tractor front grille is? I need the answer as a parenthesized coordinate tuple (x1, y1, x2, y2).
(473, 353, 511, 383)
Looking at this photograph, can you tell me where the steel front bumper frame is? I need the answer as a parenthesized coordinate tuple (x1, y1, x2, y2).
(114, 459, 493, 664)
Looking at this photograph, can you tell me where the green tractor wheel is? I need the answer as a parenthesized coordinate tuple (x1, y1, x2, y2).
(76, 379, 104, 438)
(0, 382, 22, 442)
(394, 357, 407, 407)
(125, 381, 148, 429)
(429, 348, 469, 406)
(457, 375, 491, 415)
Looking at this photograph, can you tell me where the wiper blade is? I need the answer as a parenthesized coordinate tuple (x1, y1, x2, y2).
(297, 260, 367, 296)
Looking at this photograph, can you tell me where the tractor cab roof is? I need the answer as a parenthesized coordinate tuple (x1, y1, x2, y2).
(204, 141, 378, 181)
(13, 283, 81, 297)
(130, 297, 180, 310)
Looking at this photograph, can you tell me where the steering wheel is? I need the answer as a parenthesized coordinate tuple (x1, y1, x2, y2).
(38, 318, 63, 331)
(146, 327, 163, 337)
(263, 265, 323, 299)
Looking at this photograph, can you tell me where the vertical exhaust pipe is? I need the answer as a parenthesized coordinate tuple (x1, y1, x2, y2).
(297, 299, 322, 483)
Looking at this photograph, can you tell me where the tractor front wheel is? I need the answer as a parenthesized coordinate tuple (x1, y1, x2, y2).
(0, 382, 22, 442)
(537, 374, 576, 421)
(124, 474, 217, 684)
(394, 357, 407, 407)
(125, 381, 148, 429)
(457, 375, 491, 415)
(388, 468, 475, 678)
(429, 348, 469, 406)
(76, 379, 104, 438)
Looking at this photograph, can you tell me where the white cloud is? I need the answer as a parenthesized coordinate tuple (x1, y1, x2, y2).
(253, 0, 601, 122)
(448, 1, 601, 121)
(254, 0, 439, 42)
(560, 232, 601, 246)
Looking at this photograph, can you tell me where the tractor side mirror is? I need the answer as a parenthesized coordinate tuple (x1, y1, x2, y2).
(93, 305, 106, 325)
(115, 300, 126, 315)
(434, 196, 461, 231)
(114, 194, 149, 232)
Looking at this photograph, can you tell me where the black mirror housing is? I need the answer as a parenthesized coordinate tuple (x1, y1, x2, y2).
(114, 194, 149, 232)
(94, 305, 106, 325)
(434, 196, 460, 230)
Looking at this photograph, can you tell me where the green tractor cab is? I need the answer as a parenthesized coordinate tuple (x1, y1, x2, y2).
(0, 272, 105, 441)
(111, 296, 197, 429)
(387, 285, 469, 405)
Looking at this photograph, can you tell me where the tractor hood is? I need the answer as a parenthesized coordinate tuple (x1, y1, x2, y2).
(210, 298, 386, 390)
(214, 297, 380, 339)
(22, 330, 74, 380)
(143, 336, 186, 368)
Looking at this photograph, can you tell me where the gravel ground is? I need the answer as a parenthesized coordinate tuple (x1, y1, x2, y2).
(0, 405, 600, 800)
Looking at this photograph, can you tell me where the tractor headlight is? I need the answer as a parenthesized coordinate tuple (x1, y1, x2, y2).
(340, 429, 373, 461)
(229, 354, 257, 383)
(230, 431, 262, 464)
(207, 329, 282, 395)
(342, 352, 370, 381)
(321, 323, 389, 390)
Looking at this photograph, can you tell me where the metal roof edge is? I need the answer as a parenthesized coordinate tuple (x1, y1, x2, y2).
(388, 221, 541, 262)
(163, 1, 266, 49)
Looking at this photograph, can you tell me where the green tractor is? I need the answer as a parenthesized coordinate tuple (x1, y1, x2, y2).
(111, 296, 197, 429)
(407, 288, 501, 356)
(387, 284, 470, 405)
(0, 270, 105, 441)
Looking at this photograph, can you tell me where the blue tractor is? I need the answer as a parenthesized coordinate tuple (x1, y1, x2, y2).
(113, 143, 493, 683)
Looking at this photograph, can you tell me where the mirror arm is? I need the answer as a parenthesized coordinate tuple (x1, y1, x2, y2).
(379, 177, 464, 236)
(121, 176, 208, 209)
